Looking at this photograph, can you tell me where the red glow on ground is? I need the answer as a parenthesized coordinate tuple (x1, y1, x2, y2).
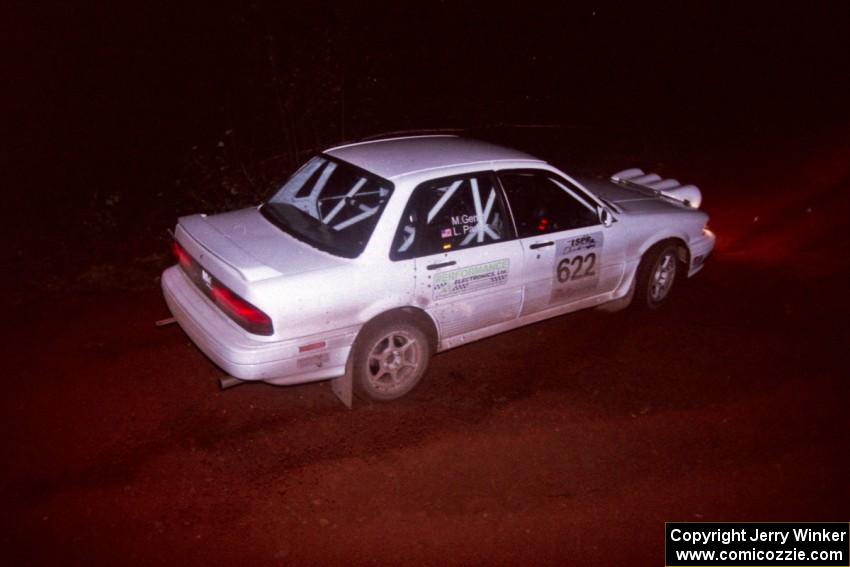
(701, 137, 850, 276)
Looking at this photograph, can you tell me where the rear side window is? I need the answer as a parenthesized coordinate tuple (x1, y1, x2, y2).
(499, 171, 598, 238)
(391, 172, 512, 260)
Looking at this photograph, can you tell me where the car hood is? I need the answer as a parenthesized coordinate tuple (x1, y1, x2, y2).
(178, 207, 346, 282)
(577, 176, 689, 215)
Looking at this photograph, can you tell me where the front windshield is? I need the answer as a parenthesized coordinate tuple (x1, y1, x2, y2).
(261, 155, 394, 258)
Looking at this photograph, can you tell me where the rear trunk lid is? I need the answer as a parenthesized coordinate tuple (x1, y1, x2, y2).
(177, 207, 345, 282)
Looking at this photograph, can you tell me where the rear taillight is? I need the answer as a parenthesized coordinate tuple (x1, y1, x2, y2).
(172, 240, 192, 269)
(210, 283, 274, 336)
(171, 239, 274, 336)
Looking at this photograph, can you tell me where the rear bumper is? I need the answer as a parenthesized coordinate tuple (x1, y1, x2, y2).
(161, 266, 355, 385)
(687, 229, 716, 276)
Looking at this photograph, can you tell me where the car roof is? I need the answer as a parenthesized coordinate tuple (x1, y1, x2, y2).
(324, 135, 544, 180)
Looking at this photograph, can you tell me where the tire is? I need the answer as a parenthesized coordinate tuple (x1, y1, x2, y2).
(352, 316, 431, 401)
(635, 242, 679, 309)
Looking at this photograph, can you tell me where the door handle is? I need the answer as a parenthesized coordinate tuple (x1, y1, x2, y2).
(529, 241, 554, 250)
(426, 261, 456, 270)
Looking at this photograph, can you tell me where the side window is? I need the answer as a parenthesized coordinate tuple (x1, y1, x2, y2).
(391, 173, 512, 260)
(499, 171, 599, 238)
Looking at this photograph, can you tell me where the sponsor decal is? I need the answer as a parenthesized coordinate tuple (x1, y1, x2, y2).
(432, 258, 510, 300)
(557, 233, 600, 256)
(550, 231, 603, 303)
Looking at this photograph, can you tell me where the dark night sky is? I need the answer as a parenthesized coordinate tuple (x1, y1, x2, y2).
(6, 2, 850, 232)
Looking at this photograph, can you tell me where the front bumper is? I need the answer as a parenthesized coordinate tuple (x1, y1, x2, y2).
(161, 266, 355, 385)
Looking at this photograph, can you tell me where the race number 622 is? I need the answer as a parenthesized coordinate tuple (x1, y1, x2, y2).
(557, 253, 596, 283)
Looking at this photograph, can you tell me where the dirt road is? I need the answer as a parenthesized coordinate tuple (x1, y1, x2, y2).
(4, 137, 849, 565)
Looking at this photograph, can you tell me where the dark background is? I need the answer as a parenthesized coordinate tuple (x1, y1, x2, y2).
(7, 2, 850, 286)
(4, 3, 850, 565)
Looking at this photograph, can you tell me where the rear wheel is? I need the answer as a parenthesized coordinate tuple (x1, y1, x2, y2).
(352, 317, 430, 401)
(635, 243, 679, 309)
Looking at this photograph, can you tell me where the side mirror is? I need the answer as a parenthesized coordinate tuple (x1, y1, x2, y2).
(599, 207, 614, 227)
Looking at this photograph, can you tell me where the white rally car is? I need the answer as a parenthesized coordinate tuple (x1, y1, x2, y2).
(162, 135, 714, 404)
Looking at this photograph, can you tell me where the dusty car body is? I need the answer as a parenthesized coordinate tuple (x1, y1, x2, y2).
(162, 135, 715, 402)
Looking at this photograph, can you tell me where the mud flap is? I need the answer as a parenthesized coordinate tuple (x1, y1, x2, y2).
(219, 376, 245, 390)
(330, 356, 354, 408)
(596, 276, 635, 313)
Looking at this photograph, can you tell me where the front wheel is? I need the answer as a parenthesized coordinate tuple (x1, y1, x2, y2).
(352, 317, 431, 401)
(635, 243, 679, 309)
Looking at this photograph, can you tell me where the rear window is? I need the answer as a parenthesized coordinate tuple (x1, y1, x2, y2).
(261, 155, 394, 258)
